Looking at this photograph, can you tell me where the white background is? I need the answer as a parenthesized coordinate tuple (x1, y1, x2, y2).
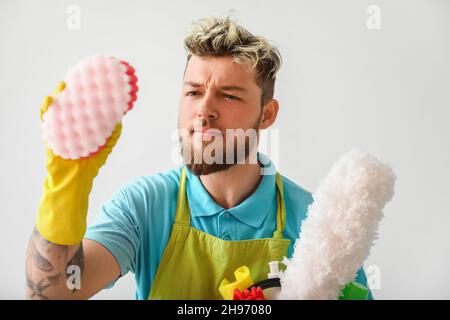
(0, 0, 449, 299)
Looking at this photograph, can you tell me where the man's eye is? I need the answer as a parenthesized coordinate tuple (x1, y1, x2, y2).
(224, 94, 239, 100)
(186, 91, 198, 96)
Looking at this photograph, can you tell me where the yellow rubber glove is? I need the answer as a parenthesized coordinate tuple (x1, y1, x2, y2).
(36, 81, 123, 245)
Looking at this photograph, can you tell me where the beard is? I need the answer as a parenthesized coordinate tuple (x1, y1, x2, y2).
(179, 115, 262, 176)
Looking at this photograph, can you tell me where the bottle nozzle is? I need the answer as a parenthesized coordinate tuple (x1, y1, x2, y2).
(268, 261, 280, 279)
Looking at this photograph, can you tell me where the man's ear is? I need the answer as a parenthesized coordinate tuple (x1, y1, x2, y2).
(259, 99, 279, 129)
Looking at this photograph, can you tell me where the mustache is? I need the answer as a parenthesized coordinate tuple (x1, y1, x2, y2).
(187, 123, 224, 135)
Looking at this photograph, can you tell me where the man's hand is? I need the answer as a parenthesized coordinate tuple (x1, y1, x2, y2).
(37, 81, 124, 245)
(27, 56, 139, 298)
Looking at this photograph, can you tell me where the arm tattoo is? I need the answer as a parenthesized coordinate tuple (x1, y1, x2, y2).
(30, 240, 53, 272)
(26, 226, 84, 299)
(26, 277, 50, 300)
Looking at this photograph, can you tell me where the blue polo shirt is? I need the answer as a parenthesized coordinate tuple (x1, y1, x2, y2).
(85, 152, 373, 300)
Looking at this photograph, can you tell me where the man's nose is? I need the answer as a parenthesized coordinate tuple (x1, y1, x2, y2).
(196, 92, 218, 120)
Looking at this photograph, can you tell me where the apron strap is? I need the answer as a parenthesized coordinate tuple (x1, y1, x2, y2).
(272, 172, 287, 239)
(174, 167, 191, 225)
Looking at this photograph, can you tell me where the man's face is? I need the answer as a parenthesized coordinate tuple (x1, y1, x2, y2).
(178, 55, 263, 176)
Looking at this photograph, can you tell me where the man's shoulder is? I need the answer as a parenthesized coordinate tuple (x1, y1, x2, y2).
(280, 174, 314, 206)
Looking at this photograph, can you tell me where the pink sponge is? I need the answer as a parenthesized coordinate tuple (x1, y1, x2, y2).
(41, 55, 138, 160)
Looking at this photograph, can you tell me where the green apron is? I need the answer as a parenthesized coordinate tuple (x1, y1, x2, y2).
(148, 167, 291, 300)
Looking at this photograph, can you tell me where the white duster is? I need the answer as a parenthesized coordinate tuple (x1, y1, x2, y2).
(278, 149, 396, 300)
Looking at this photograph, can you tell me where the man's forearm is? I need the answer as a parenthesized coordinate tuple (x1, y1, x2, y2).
(25, 227, 84, 299)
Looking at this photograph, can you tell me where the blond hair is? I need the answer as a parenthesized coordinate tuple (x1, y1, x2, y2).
(184, 16, 282, 106)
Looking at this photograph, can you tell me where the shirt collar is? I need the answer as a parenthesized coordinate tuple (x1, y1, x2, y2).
(184, 152, 278, 229)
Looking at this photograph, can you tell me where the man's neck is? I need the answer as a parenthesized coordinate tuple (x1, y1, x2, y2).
(199, 162, 263, 209)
